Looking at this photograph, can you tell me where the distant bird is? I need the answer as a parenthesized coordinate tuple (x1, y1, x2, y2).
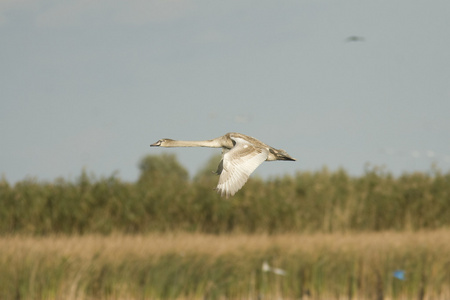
(150, 132, 296, 197)
(345, 36, 365, 42)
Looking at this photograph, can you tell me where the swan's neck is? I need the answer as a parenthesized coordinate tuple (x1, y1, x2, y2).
(164, 139, 222, 148)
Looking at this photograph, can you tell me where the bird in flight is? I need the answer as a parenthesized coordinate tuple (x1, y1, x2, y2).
(345, 36, 365, 42)
(151, 132, 296, 197)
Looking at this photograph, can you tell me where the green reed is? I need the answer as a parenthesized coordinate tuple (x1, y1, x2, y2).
(0, 154, 449, 235)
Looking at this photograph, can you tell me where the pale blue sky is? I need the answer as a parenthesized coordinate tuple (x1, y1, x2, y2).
(1, 0, 449, 183)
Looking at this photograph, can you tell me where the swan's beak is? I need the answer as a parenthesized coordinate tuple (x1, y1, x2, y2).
(150, 140, 161, 147)
(283, 155, 296, 161)
(278, 152, 296, 161)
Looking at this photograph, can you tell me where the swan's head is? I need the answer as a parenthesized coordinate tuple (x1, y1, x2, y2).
(275, 149, 296, 161)
(150, 138, 173, 147)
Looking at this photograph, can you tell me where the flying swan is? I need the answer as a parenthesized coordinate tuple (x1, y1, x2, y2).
(150, 132, 296, 197)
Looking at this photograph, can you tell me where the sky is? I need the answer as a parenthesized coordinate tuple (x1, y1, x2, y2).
(1, 0, 450, 184)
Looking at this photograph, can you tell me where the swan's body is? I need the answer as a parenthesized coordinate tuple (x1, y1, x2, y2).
(150, 132, 296, 198)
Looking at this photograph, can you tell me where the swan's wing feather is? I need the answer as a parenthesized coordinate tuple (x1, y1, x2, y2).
(216, 137, 268, 197)
(214, 159, 224, 175)
(215, 148, 230, 175)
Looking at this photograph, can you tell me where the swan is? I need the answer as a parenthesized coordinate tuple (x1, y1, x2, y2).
(150, 132, 296, 197)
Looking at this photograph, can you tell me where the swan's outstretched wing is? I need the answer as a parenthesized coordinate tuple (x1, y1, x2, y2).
(216, 137, 268, 198)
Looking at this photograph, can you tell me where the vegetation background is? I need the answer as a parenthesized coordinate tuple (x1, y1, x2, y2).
(2, 154, 449, 235)
(1, 154, 450, 299)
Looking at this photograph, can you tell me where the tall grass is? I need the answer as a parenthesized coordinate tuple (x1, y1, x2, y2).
(1, 231, 449, 299)
(1, 154, 449, 235)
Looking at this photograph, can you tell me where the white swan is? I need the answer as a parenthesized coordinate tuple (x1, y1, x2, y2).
(150, 132, 296, 197)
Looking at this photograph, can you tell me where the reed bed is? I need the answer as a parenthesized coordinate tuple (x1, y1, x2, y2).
(1, 154, 449, 235)
(1, 230, 450, 299)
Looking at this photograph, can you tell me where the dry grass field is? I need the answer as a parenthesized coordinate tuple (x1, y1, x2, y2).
(1, 230, 450, 299)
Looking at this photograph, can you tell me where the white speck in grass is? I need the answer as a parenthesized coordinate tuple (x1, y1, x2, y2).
(262, 261, 286, 276)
